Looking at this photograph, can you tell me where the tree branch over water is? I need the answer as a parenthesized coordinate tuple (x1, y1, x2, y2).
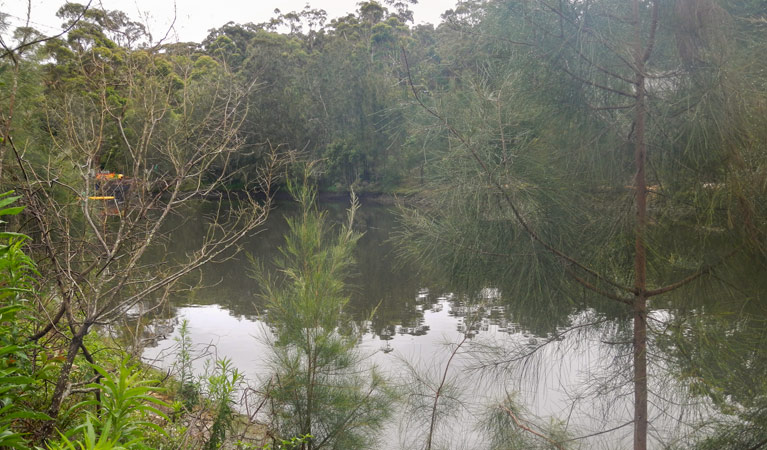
(401, 46, 636, 300)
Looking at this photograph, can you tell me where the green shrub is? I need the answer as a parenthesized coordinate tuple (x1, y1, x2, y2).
(50, 359, 169, 450)
(0, 191, 48, 449)
(202, 357, 242, 450)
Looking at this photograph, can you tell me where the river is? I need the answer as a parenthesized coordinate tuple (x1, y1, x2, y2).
(141, 198, 711, 449)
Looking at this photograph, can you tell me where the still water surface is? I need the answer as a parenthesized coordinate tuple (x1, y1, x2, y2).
(142, 199, 689, 449)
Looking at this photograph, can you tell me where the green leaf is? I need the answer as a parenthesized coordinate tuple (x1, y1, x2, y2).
(0, 195, 21, 210)
(0, 206, 25, 217)
(0, 232, 30, 240)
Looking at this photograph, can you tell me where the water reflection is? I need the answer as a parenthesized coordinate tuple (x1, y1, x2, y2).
(138, 199, 740, 449)
(142, 298, 639, 448)
(147, 200, 572, 342)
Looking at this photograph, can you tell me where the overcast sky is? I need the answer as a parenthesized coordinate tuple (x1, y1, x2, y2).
(2, 0, 459, 43)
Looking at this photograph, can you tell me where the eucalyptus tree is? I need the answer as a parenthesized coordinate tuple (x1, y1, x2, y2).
(398, 0, 767, 448)
(314, 2, 412, 190)
(1, 1, 93, 181)
(202, 3, 414, 191)
(1, 3, 287, 440)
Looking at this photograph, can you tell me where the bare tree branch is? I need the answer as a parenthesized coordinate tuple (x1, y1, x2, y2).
(0, 0, 94, 60)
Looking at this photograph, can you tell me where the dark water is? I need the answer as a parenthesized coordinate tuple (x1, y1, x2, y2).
(145, 199, 472, 332)
(141, 199, 723, 449)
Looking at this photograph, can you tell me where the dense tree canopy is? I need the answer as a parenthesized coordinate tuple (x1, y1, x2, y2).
(1, 0, 766, 448)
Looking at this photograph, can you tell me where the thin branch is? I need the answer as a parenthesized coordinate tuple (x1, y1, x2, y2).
(560, 62, 637, 99)
(537, 0, 637, 71)
(28, 300, 67, 341)
(500, 405, 566, 450)
(426, 333, 469, 450)
(532, 18, 636, 86)
(586, 102, 634, 111)
(569, 40, 636, 85)
(566, 267, 632, 305)
(646, 249, 737, 297)
(0, 0, 94, 60)
(473, 317, 610, 370)
(557, 420, 634, 444)
(646, 268, 710, 298)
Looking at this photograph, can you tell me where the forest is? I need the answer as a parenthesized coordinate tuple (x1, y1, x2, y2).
(1, 0, 767, 449)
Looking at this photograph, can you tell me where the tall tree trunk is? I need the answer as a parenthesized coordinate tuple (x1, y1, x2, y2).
(633, 294, 648, 450)
(632, 0, 650, 448)
(633, 62, 649, 450)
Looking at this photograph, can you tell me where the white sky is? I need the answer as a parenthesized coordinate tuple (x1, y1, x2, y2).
(2, 0, 459, 43)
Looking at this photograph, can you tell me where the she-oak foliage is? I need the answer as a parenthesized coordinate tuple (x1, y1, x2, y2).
(252, 177, 392, 450)
(397, 0, 767, 448)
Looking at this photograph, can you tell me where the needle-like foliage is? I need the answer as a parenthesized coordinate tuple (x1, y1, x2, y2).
(396, 0, 767, 448)
(252, 172, 392, 450)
